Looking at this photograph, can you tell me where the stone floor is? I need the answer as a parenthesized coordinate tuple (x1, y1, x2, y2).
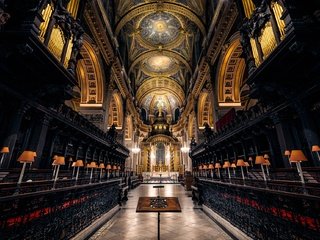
(89, 184, 233, 240)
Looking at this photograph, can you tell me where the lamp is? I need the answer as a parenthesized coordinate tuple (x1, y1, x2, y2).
(52, 156, 65, 189)
(52, 155, 58, 179)
(223, 161, 231, 180)
(88, 162, 98, 184)
(74, 160, 84, 182)
(263, 159, 271, 176)
(311, 145, 320, 162)
(29, 151, 37, 169)
(263, 154, 270, 159)
(17, 151, 35, 186)
(248, 156, 253, 167)
(244, 162, 250, 174)
(215, 163, 221, 178)
(236, 159, 246, 181)
(230, 163, 237, 175)
(208, 163, 214, 178)
(255, 156, 267, 182)
(289, 150, 307, 184)
(106, 164, 112, 179)
(284, 150, 291, 167)
(0, 147, 9, 168)
(99, 163, 105, 182)
(71, 162, 76, 178)
(68, 157, 73, 170)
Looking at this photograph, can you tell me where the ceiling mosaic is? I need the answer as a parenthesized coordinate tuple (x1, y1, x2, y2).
(116, 0, 205, 118)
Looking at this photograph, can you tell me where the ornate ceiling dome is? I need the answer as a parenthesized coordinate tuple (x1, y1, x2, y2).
(142, 55, 178, 75)
(140, 12, 181, 45)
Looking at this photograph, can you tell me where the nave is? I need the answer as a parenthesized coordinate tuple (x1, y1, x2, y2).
(89, 184, 232, 240)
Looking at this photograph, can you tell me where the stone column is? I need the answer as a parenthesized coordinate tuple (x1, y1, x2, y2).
(2, 102, 30, 168)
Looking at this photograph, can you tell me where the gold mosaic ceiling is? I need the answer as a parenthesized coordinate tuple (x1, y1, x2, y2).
(115, 0, 206, 118)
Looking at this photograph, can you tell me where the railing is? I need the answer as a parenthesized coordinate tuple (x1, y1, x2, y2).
(0, 180, 121, 240)
(198, 179, 320, 240)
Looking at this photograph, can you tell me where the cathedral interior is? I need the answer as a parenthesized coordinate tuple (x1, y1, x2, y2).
(0, 0, 320, 239)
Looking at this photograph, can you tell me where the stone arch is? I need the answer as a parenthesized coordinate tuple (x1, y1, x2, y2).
(216, 33, 246, 107)
(76, 36, 104, 107)
(108, 91, 123, 129)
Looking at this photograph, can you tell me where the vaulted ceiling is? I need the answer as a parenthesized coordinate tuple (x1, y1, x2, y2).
(115, 0, 206, 120)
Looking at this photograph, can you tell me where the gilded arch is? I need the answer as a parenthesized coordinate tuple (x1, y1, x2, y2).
(108, 91, 124, 129)
(76, 37, 104, 107)
(198, 91, 214, 128)
(217, 33, 246, 107)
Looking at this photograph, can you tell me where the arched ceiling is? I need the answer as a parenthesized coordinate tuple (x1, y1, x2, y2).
(115, 0, 205, 119)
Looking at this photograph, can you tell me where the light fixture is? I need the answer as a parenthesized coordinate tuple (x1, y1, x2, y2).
(88, 162, 98, 184)
(263, 154, 270, 159)
(230, 163, 237, 175)
(99, 163, 105, 182)
(215, 163, 221, 178)
(311, 145, 320, 161)
(223, 161, 231, 180)
(0, 147, 9, 168)
(106, 164, 112, 179)
(248, 156, 253, 167)
(208, 163, 214, 178)
(52, 156, 65, 189)
(289, 150, 307, 184)
(284, 150, 291, 167)
(74, 160, 84, 182)
(181, 146, 190, 153)
(132, 147, 141, 154)
(244, 162, 250, 174)
(263, 159, 271, 176)
(17, 151, 35, 186)
(236, 159, 246, 182)
(255, 156, 267, 182)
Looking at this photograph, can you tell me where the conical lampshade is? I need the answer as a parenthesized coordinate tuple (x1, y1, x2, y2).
(289, 150, 307, 162)
(223, 161, 230, 168)
(75, 160, 84, 167)
(99, 163, 105, 169)
(55, 156, 65, 165)
(215, 163, 221, 168)
(284, 150, 291, 156)
(312, 145, 320, 152)
(263, 154, 269, 159)
(208, 163, 214, 169)
(1, 147, 9, 153)
(255, 156, 265, 165)
(236, 159, 246, 167)
(113, 165, 118, 170)
(88, 162, 97, 168)
(230, 163, 236, 168)
(17, 151, 35, 163)
(262, 159, 271, 166)
(106, 164, 112, 169)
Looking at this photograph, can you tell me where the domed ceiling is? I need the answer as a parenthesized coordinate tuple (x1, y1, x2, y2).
(115, 0, 206, 121)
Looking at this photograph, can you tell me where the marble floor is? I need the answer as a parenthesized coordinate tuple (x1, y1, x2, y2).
(89, 184, 233, 240)
(90, 184, 232, 240)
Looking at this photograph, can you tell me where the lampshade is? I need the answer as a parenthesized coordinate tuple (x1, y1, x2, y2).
(118, 166, 121, 170)
(99, 163, 105, 169)
(284, 150, 291, 156)
(289, 150, 307, 162)
(75, 160, 84, 167)
(55, 156, 65, 165)
(202, 164, 208, 170)
(236, 159, 246, 167)
(106, 164, 112, 169)
(208, 163, 214, 169)
(223, 161, 230, 168)
(230, 163, 236, 168)
(263, 159, 271, 166)
(88, 162, 97, 168)
(255, 156, 265, 165)
(198, 165, 203, 170)
(248, 157, 253, 161)
(17, 151, 35, 163)
(311, 145, 320, 152)
(113, 165, 118, 170)
(244, 162, 250, 167)
(69, 157, 73, 162)
(1, 147, 9, 153)
(52, 155, 58, 160)
(215, 163, 221, 168)
(263, 154, 270, 159)
(71, 162, 76, 167)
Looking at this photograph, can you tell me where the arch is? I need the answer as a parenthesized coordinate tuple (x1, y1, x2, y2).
(198, 91, 214, 128)
(76, 37, 104, 107)
(124, 115, 133, 140)
(216, 33, 246, 107)
(108, 91, 123, 129)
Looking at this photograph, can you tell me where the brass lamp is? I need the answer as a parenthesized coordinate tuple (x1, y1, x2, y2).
(289, 150, 307, 184)
(17, 151, 35, 186)
(52, 156, 65, 189)
(311, 145, 320, 162)
(88, 162, 98, 184)
(236, 159, 246, 181)
(0, 147, 9, 168)
(99, 163, 105, 182)
(208, 163, 214, 178)
(223, 161, 231, 180)
(255, 156, 267, 182)
(74, 160, 84, 181)
(284, 150, 291, 167)
(106, 164, 112, 179)
(215, 163, 221, 178)
(230, 163, 237, 175)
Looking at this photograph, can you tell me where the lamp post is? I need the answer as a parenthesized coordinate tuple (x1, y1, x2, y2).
(52, 156, 65, 189)
(17, 151, 35, 187)
(208, 163, 214, 178)
(0, 147, 9, 168)
(88, 162, 97, 184)
(311, 145, 320, 162)
(248, 156, 253, 167)
(106, 164, 112, 179)
(215, 163, 221, 179)
(230, 163, 237, 176)
(99, 163, 105, 182)
(74, 160, 84, 184)
(289, 150, 308, 184)
(223, 161, 231, 181)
